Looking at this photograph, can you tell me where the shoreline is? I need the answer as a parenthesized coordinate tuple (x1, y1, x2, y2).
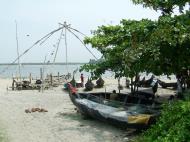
(0, 77, 175, 142)
(0, 62, 86, 66)
(0, 78, 129, 142)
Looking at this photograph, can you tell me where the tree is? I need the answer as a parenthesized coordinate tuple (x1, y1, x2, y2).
(81, 19, 158, 93)
(131, 0, 189, 15)
(81, 0, 190, 93)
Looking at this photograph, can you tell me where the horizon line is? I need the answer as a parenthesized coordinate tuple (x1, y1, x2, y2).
(0, 62, 87, 65)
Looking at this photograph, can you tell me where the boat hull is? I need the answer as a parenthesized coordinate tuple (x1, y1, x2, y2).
(158, 79, 177, 89)
(69, 92, 159, 129)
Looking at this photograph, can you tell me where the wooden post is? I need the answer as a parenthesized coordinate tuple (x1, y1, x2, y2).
(50, 73, 53, 86)
(118, 78, 121, 94)
(58, 72, 60, 84)
(12, 78, 15, 90)
(29, 73, 32, 83)
(16, 73, 18, 81)
(40, 68, 43, 80)
(105, 87, 107, 99)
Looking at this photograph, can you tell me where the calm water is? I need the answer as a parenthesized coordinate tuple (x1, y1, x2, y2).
(0, 64, 114, 80)
(0, 64, 176, 82)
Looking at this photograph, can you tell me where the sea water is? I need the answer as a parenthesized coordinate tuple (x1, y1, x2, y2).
(0, 64, 176, 82)
(0, 64, 114, 80)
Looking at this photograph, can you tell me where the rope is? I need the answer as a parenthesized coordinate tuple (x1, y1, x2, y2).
(0, 27, 63, 75)
(39, 27, 63, 45)
(66, 27, 98, 60)
(64, 25, 69, 73)
(68, 27, 87, 37)
(39, 32, 54, 46)
(53, 26, 64, 63)
(0, 22, 98, 76)
(58, 22, 97, 60)
(15, 20, 21, 80)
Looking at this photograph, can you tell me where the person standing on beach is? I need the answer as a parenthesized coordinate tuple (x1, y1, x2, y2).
(80, 74, 84, 87)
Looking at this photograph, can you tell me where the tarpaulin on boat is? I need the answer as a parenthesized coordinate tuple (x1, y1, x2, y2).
(76, 98, 152, 124)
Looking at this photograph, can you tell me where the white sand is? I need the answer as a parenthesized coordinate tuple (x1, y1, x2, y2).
(0, 77, 175, 142)
(0, 78, 128, 142)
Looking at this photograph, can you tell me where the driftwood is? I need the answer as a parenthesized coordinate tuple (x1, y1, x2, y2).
(25, 108, 48, 113)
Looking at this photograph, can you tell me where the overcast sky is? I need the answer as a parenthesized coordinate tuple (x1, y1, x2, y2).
(0, 0, 160, 63)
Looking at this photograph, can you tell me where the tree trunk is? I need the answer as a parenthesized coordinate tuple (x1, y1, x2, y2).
(130, 77, 134, 94)
(118, 78, 121, 94)
(176, 74, 183, 98)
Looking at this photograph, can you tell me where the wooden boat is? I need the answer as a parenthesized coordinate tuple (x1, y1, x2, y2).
(157, 79, 177, 89)
(67, 83, 160, 129)
(138, 77, 145, 87)
(138, 75, 154, 87)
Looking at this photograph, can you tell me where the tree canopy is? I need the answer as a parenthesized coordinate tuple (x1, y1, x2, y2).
(131, 0, 190, 14)
(80, 0, 190, 86)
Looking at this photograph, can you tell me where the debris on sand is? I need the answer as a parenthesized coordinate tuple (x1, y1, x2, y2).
(25, 108, 48, 113)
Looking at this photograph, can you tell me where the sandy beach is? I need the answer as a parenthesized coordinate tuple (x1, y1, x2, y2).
(0, 77, 175, 142)
(0, 78, 133, 142)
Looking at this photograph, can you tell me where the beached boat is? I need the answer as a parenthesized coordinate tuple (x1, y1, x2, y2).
(157, 79, 177, 89)
(67, 83, 160, 129)
(138, 75, 154, 87)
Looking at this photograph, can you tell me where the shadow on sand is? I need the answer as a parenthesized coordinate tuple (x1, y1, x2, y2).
(55, 111, 140, 142)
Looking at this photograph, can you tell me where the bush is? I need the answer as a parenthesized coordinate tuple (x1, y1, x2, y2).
(85, 78, 94, 91)
(137, 91, 190, 142)
(96, 77, 104, 88)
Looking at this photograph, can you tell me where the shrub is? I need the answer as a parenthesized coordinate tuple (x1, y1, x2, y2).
(137, 91, 190, 142)
(96, 77, 104, 88)
(85, 78, 94, 91)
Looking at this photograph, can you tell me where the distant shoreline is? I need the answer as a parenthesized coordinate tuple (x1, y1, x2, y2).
(0, 62, 87, 65)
